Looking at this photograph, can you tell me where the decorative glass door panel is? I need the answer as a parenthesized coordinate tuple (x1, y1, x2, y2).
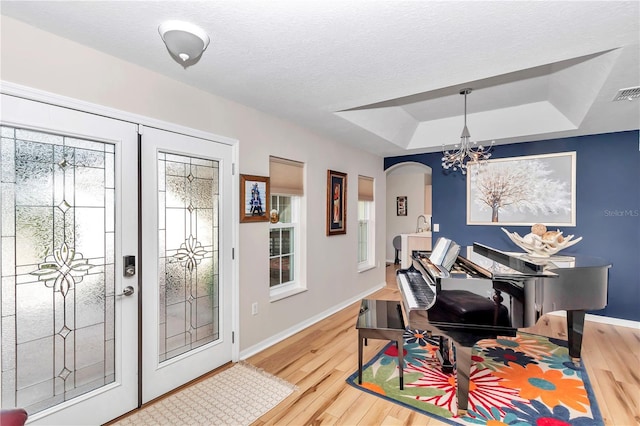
(158, 152, 219, 362)
(141, 126, 232, 403)
(0, 93, 138, 425)
(1, 126, 115, 413)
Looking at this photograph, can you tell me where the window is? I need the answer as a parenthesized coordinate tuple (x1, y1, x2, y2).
(358, 200, 371, 263)
(358, 176, 375, 270)
(269, 157, 305, 298)
(269, 195, 296, 287)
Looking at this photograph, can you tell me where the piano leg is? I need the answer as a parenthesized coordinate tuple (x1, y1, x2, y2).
(567, 309, 585, 363)
(437, 336, 453, 373)
(454, 345, 472, 416)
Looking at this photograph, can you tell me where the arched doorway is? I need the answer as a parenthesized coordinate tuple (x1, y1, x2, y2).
(385, 162, 432, 263)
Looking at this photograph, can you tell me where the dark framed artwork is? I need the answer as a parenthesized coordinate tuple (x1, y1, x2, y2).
(397, 196, 407, 216)
(240, 174, 270, 223)
(326, 170, 347, 235)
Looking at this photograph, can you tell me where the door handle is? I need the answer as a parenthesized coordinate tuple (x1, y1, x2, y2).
(117, 286, 135, 297)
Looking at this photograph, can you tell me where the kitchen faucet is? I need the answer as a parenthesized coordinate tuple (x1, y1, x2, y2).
(416, 214, 428, 233)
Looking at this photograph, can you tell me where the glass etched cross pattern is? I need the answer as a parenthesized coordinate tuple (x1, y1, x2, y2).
(1, 126, 115, 414)
(158, 152, 220, 362)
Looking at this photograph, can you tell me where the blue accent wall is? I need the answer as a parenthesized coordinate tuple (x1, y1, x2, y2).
(385, 131, 640, 322)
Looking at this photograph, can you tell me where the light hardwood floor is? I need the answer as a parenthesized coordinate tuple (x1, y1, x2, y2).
(247, 265, 640, 426)
(111, 265, 639, 425)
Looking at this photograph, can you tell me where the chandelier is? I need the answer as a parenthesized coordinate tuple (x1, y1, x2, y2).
(441, 88, 493, 175)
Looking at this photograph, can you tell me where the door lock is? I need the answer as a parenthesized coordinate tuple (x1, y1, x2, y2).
(123, 255, 136, 277)
(117, 286, 135, 297)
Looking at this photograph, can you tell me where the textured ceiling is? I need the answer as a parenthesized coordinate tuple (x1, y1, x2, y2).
(2, 1, 639, 157)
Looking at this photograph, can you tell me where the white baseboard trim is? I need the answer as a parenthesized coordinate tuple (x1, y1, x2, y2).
(239, 281, 386, 360)
(547, 311, 640, 329)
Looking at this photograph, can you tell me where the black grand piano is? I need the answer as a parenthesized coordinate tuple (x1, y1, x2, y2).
(396, 237, 610, 415)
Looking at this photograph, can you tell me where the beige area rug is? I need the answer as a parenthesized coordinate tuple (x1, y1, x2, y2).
(114, 362, 296, 426)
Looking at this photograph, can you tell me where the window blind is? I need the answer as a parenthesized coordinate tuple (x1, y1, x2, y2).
(270, 156, 304, 196)
(358, 175, 374, 201)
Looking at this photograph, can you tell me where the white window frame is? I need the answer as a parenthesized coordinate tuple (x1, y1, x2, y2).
(357, 200, 375, 272)
(269, 194, 305, 300)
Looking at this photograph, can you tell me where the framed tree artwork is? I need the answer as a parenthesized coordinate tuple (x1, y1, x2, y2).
(327, 170, 347, 235)
(467, 152, 576, 226)
(240, 174, 270, 223)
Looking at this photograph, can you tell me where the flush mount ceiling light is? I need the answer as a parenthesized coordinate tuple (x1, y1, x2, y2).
(158, 20, 210, 67)
(441, 88, 494, 175)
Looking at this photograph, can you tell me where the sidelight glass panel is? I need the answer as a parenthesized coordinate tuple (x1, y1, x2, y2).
(158, 151, 219, 363)
(0, 126, 115, 415)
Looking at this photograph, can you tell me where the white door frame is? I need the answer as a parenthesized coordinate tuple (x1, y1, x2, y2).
(0, 80, 240, 413)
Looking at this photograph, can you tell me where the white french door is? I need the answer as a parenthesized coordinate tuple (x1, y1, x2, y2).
(0, 94, 138, 424)
(140, 126, 233, 403)
(0, 91, 235, 422)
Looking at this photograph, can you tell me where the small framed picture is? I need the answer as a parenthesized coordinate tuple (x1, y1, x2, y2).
(327, 170, 347, 236)
(240, 174, 270, 223)
(397, 196, 407, 216)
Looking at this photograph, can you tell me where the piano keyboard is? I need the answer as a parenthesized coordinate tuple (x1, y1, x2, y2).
(397, 271, 436, 309)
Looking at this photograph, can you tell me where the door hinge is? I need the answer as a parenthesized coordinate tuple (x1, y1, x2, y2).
(232, 163, 235, 175)
(232, 248, 235, 260)
(137, 124, 144, 135)
(232, 331, 235, 344)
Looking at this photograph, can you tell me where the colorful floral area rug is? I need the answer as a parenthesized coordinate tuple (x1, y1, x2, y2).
(346, 330, 603, 425)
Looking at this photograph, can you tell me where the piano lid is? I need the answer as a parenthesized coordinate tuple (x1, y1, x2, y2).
(471, 242, 611, 273)
(500, 252, 612, 270)
(464, 243, 558, 279)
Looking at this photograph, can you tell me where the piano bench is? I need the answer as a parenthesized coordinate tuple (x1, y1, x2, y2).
(356, 299, 406, 390)
(428, 290, 510, 327)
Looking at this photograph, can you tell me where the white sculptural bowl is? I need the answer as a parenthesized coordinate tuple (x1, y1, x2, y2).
(501, 227, 582, 257)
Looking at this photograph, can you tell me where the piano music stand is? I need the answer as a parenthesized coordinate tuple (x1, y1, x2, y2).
(356, 299, 406, 389)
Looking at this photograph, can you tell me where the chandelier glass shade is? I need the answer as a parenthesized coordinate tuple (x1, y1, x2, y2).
(441, 88, 493, 175)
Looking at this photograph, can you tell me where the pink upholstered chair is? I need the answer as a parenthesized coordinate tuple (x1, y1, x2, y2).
(0, 408, 28, 426)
